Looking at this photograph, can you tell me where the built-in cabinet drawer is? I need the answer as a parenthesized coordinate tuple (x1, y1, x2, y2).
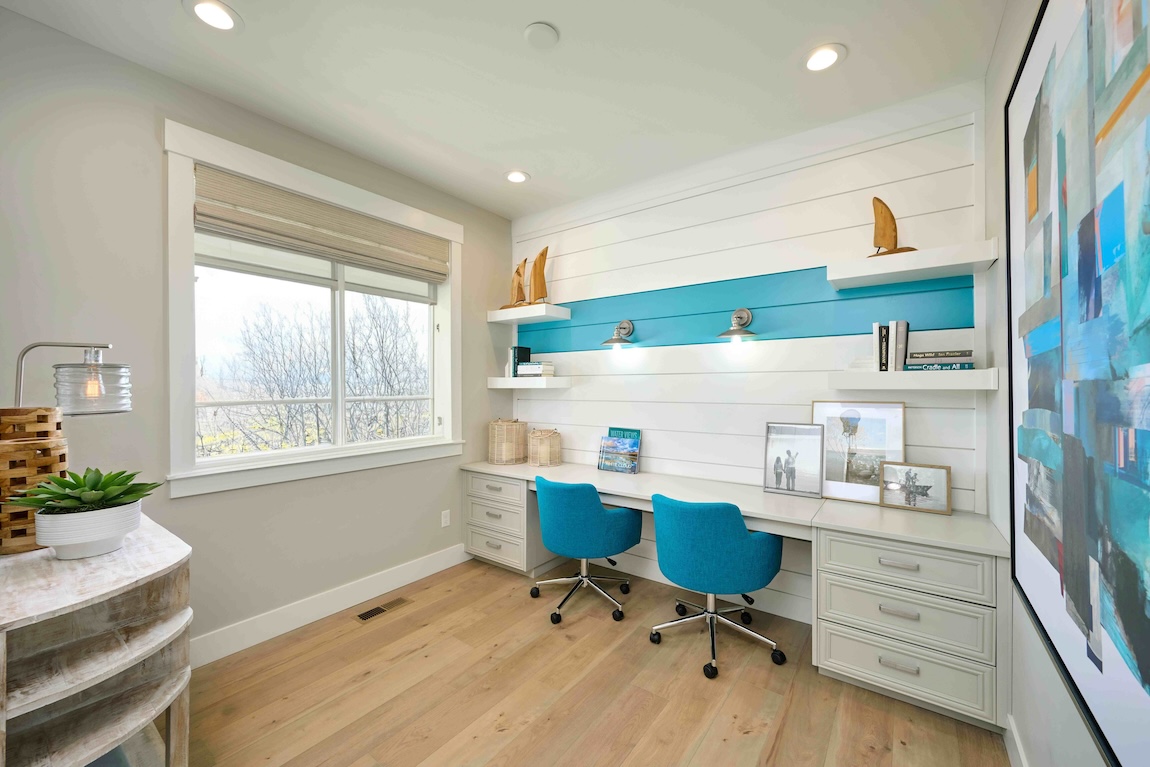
(466, 496, 525, 537)
(467, 474, 526, 507)
(818, 621, 996, 723)
(818, 530, 995, 606)
(465, 526, 525, 569)
(818, 572, 996, 664)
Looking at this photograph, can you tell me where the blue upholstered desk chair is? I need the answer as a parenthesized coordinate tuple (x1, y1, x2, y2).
(649, 493, 787, 678)
(530, 477, 642, 624)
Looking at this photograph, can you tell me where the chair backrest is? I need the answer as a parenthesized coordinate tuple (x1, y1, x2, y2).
(651, 494, 758, 587)
(535, 477, 607, 556)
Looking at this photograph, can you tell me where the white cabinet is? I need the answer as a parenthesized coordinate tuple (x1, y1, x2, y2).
(461, 471, 564, 577)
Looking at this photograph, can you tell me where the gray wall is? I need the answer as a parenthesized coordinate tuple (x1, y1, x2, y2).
(0, 9, 512, 638)
(983, 1, 1108, 764)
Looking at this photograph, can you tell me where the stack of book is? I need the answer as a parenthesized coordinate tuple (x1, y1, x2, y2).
(872, 320, 909, 371)
(508, 346, 531, 377)
(904, 350, 975, 371)
(517, 361, 555, 377)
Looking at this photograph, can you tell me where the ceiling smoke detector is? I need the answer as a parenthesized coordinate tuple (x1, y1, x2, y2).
(524, 22, 560, 50)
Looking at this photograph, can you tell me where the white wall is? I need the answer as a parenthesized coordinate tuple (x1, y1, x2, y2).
(511, 83, 988, 623)
(0, 10, 512, 660)
(983, 1, 1108, 765)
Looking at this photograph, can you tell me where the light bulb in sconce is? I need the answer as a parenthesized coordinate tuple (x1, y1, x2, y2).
(83, 374, 104, 399)
(601, 320, 635, 350)
(717, 309, 756, 343)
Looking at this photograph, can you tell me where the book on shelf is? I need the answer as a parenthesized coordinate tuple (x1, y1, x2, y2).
(508, 346, 531, 377)
(872, 323, 890, 371)
(903, 362, 975, 371)
(517, 363, 554, 377)
(907, 349, 972, 359)
(888, 320, 908, 371)
(598, 427, 641, 474)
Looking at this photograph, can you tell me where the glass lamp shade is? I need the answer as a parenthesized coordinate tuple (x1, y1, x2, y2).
(53, 362, 131, 415)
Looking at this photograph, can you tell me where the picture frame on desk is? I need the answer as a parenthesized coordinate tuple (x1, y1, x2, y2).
(763, 422, 823, 498)
(878, 460, 951, 515)
(812, 400, 905, 504)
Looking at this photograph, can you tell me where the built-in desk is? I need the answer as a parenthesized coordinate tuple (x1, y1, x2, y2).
(460, 461, 1011, 730)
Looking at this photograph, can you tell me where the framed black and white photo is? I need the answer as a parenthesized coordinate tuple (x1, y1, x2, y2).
(812, 401, 905, 504)
(879, 461, 951, 515)
(763, 423, 823, 498)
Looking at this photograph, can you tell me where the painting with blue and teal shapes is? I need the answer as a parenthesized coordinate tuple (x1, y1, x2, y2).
(1009, 2, 1150, 763)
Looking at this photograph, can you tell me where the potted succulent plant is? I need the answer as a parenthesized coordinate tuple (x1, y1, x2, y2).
(8, 468, 162, 559)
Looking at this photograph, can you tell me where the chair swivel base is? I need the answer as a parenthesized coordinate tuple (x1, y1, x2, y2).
(529, 558, 630, 623)
(649, 593, 786, 678)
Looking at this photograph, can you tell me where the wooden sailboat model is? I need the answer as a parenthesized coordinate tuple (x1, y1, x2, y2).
(529, 247, 549, 304)
(869, 197, 917, 257)
(500, 258, 528, 309)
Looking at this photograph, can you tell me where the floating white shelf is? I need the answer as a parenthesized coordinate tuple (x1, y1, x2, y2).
(486, 304, 571, 325)
(488, 376, 572, 390)
(828, 368, 1000, 391)
(826, 240, 997, 290)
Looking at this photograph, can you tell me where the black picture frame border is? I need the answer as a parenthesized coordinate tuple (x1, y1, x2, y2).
(1004, 1, 1124, 764)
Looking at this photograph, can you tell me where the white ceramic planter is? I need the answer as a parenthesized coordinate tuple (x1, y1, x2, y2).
(36, 500, 142, 559)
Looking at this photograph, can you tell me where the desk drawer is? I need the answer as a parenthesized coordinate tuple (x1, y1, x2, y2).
(467, 473, 526, 508)
(818, 530, 995, 606)
(466, 526, 525, 569)
(466, 497, 524, 537)
(818, 621, 995, 723)
(818, 573, 995, 664)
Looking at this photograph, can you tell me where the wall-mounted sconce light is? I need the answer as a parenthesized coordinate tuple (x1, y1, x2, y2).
(717, 309, 756, 343)
(601, 320, 635, 350)
(15, 342, 132, 415)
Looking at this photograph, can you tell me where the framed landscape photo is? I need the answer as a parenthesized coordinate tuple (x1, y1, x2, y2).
(1007, 0, 1150, 763)
(879, 461, 951, 515)
(812, 401, 905, 504)
(763, 423, 824, 498)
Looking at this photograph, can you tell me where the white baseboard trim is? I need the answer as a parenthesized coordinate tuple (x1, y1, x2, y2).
(1005, 714, 1030, 767)
(190, 543, 472, 668)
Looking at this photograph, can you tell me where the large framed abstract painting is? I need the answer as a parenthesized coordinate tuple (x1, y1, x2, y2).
(1007, 1, 1150, 764)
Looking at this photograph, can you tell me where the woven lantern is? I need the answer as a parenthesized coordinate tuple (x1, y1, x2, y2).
(0, 432, 66, 555)
(0, 407, 64, 441)
(488, 419, 528, 465)
(528, 429, 562, 467)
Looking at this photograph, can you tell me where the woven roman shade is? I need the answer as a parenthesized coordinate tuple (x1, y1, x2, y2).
(194, 165, 450, 283)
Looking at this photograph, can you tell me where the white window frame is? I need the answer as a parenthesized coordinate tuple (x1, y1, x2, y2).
(164, 120, 463, 498)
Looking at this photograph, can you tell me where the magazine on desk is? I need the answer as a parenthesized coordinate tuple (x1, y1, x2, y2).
(598, 427, 641, 474)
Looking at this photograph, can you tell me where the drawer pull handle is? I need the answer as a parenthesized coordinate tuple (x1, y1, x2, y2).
(878, 603, 921, 621)
(878, 656, 920, 675)
(485, 484, 502, 492)
(485, 511, 503, 519)
(878, 557, 920, 571)
(485, 540, 504, 550)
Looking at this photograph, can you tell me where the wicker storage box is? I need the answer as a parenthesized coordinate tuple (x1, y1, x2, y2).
(0, 407, 64, 441)
(488, 419, 528, 465)
(528, 429, 562, 467)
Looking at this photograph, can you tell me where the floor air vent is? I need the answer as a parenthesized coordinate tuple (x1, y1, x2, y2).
(356, 597, 411, 622)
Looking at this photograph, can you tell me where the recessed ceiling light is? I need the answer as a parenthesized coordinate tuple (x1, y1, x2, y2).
(524, 22, 560, 50)
(506, 170, 531, 183)
(182, 0, 244, 31)
(805, 43, 847, 71)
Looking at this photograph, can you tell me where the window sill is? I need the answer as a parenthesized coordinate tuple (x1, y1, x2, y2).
(167, 438, 465, 498)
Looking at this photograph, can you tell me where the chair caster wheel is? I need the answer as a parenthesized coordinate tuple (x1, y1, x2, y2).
(529, 587, 540, 599)
(649, 631, 661, 644)
(675, 603, 688, 616)
(612, 609, 625, 621)
(550, 612, 562, 624)
(741, 611, 752, 625)
(772, 649, 787, 665)
(703, 663, 718, 679)
(619, 582, 630, 594)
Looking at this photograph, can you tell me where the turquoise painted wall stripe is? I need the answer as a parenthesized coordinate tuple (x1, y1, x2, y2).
(517, 267, 973, 354)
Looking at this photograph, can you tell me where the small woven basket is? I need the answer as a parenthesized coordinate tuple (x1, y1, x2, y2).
(528, 429, 562, 467)
(488, 419, 528, 465)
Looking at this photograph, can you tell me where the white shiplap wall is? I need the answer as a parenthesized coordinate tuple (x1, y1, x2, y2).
(508, 84, 988, 624)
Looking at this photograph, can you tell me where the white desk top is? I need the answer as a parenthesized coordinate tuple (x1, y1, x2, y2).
(461, 463, 1010, 558)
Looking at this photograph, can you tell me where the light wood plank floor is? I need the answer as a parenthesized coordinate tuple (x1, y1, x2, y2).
(188, 560, 1009, 767)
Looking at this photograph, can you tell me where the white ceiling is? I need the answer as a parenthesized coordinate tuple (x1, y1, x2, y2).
(1, 0, 1006, 220)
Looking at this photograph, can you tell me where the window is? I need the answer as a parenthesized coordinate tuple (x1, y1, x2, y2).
(194, 233, 435, 459)
(165, 121, 463, 497)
